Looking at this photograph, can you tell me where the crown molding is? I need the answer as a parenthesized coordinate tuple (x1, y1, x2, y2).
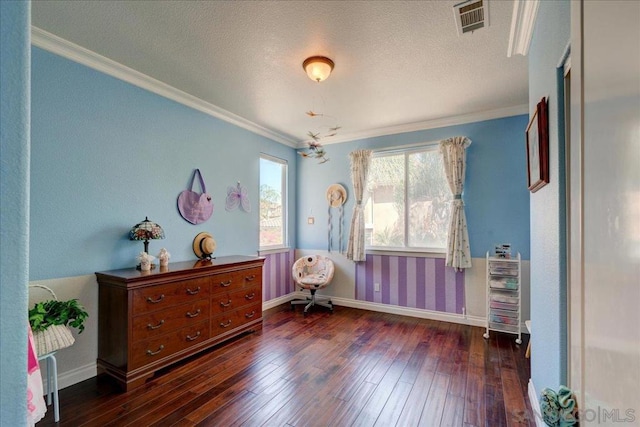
(303, 104, 529, 148)
(30, 26, 298, 148)
(507, 0, 540, 57)
(31, 26, 527, 151)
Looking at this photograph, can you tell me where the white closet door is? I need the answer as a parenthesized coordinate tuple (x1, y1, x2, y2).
(570, 0, 640, 423)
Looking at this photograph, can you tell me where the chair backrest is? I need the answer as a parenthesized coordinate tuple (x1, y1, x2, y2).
(292, 255, 335, 285)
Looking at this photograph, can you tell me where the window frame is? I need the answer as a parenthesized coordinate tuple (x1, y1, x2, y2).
(259, 154, 288, 251)
(365, 141, 448, 255)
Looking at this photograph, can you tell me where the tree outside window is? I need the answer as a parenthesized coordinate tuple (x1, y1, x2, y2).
(260, 156, 287, 248)
(364, 146, 450, 251)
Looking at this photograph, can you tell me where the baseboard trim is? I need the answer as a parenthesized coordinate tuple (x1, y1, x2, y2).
(298, 294, 527, 332)
(262, 293, 297, 311)
(528, 379, 545, 427)
(42, 361, 96, 392)
(322, 294, 487, 328)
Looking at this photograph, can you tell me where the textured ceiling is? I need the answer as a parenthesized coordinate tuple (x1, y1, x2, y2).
(31, 0, 528, 145)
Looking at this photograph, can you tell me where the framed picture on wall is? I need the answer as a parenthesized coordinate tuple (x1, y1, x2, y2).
(526, 97, 549, 192)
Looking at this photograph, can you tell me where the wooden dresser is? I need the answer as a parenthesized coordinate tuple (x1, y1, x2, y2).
(95, 255, 264, 391)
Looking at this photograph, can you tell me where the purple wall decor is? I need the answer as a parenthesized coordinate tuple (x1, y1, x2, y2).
(262, 250, 296, 302)
(355, 254, 465, 314)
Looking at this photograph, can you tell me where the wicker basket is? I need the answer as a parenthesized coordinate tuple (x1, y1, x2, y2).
(29, 284, 75, 356)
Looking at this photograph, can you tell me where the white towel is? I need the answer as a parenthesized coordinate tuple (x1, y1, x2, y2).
(27, 325, 47, 426)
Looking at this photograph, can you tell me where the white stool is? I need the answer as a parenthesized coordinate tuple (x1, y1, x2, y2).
(38, 352, 59, 422)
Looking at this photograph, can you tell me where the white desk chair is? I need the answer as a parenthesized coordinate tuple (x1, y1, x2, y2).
(291, 255, 335, 315)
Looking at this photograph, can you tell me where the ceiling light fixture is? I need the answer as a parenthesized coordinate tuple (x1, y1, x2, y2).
(303, 56, 335, 82)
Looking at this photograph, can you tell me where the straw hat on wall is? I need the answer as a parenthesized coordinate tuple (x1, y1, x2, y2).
(326, 184, 347, 208)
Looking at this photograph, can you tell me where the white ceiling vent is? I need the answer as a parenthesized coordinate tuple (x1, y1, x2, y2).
(454, 0, 490, 35)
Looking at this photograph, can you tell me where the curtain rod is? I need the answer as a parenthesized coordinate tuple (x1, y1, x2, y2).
(371, 139, 440, 155)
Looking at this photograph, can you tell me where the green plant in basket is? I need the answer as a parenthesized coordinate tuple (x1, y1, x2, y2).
(29, 299, 89, 333)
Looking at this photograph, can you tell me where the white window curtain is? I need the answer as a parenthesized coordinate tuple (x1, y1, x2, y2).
(440, 136, 472, 270)
(346, 149, 373, 262)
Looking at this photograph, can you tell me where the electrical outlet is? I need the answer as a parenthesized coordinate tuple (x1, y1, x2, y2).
(374, 282, 381, 292)
(307, 217, 315, 225)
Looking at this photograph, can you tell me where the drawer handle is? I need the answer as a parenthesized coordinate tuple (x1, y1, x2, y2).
(147, 319, 165, 330)
(219, 319, 232, 328)
(186, 286, 201, 295)
(245, 275, 256, 281)
(220, 299, 232, 308)
(186, 331, 201, 342)
(146, 294, 165, 304)
(146, 345, 164, 356)
(245, 292, 255, 300)
(245, 310, 256, 319)
(186, 308, 201, 318)
(220, 280, 232, 287)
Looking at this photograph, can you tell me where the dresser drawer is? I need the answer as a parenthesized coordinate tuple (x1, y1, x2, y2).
(211, 285, 260, 316)
(130, 320, 210, 369)
(132, 278, 210, 315)
(233, 267, 262, 288)
(132, 299, 210, 341)
(211, 302, 262, 334)
(209, 272, 238, 291)
(210, 267, 262, 293)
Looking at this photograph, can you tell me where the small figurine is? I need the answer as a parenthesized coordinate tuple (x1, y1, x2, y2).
(157, 248, 171, 267)
(137, 251, 156, 271)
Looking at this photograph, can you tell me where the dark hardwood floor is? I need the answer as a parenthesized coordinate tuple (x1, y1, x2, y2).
(37, 305, 532, 427)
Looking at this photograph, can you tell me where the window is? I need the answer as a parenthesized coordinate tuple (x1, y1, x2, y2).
(259, 155, 288, 249)
(364, 145, 450, 251)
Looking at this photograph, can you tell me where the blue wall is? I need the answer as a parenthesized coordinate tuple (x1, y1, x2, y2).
(30, 47, 297, 280)
(0, 1, 30, 424)
(528, 0, 570, 391)
(296, 115, 531, 260)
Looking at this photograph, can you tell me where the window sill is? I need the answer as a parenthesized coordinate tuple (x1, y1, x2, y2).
(366, 248, 446, 258)
(258, 247, 291, 256)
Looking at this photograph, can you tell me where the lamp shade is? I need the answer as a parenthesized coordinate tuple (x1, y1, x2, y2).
(303, 56, 334, 82)
(129, 217, 165, 242)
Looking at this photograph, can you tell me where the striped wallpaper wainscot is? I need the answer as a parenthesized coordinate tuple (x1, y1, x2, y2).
(355, 254, 465, 314)
(262, 249, 295, 302)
